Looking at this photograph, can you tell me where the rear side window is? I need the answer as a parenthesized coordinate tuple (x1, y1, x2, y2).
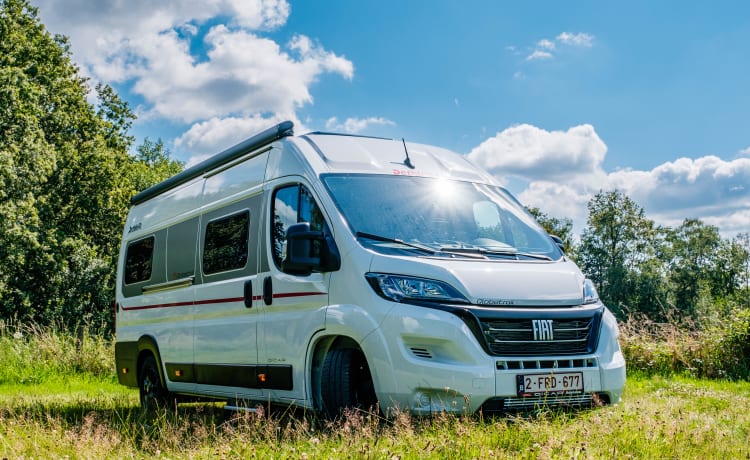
(124, 237, 155, 284)
(203, 211, 250, 274)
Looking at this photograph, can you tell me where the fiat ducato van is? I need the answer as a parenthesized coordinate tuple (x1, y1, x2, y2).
(115, 121, 626, 415)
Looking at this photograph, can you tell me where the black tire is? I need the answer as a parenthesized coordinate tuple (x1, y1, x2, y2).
(138, 355, 174, 412)
(321, 348, 378, 418)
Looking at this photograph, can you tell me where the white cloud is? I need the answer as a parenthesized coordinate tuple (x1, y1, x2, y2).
(37, 0, 291, 74)
(526, 50, 554, 61)
(739, 146, 750, 156)
(469, 124, 750, 237)
(324, 116, 395, 134)
(35, 0, 352, 124)
(174, 114, 307, 165)
(467, 124, 608, 183)
(518, 181, 592, 228)
(520, 32, 594, 65)
(610, 156, 750, 221)
(537, 39, 556, 50)
(556, 32, 594, 47)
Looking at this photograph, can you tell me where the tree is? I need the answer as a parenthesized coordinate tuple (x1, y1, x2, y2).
(130, 137, 183, 193)
(577, 190, 667, 319)
(0, 0, 182, 332)
(663, 219, 722, 318)
(738, 233, 750, 309)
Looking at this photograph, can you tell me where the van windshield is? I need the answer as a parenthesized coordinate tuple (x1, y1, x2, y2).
(323, 174, 561, 260)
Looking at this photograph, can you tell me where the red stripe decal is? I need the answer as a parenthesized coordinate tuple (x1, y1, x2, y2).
(122, 300, 194, 311)
(194, 297, 245, 305)
(122, 292, 325, 311)
(274, 292, 326, 299)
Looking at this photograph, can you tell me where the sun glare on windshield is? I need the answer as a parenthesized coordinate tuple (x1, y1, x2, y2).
(433, 177, 457, 202)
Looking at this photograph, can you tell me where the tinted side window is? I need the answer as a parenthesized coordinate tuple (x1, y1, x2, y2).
(271, 185, 326, 268)
(125, 237, 154, 284)
(203, 211, 250, 274)
(167, 217, 198, 281)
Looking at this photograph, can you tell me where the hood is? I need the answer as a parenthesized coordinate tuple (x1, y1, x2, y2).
(369, 256, 586, 307)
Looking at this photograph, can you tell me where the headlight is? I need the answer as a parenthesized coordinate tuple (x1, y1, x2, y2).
(365, 273, 469, 304)
(583, 279, 600, 304)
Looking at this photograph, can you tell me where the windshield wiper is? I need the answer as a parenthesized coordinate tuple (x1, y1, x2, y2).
(356, 232, 436, 254)
(437, 246, 553, 261)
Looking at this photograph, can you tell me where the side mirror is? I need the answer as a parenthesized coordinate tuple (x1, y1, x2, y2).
(550, 235, 565, 253)
(282, 222, 341, 275)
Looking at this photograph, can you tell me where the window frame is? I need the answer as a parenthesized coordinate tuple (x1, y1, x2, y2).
(124, 235, 156, 285)
(202, 209, 251, 276)
(270, 183, 328, 270)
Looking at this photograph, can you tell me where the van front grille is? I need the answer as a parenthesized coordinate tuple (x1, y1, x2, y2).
(480, 315, 599, 357)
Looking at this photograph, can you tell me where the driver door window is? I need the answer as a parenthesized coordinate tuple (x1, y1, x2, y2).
(271, 184, 325, 268)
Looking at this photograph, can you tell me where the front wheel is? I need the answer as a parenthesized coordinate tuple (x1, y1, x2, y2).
(138, 355, 174, 412)
(320, 348, 378, 419)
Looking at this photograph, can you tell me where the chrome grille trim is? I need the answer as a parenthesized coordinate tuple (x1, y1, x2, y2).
(480, 315, 599, 356)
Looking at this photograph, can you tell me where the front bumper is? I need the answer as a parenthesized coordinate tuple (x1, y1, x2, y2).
(368, 301, 626, 415)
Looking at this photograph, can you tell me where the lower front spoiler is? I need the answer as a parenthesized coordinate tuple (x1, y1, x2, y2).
(479, 391, 611, 414)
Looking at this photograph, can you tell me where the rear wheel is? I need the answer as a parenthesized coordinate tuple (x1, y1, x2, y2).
(321, 348, 378, 418)
(138, 355, 174, 412)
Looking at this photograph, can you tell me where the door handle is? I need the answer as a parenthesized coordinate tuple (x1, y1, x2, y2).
(263, 276, 273, 305)
(243, 279, 253, 308)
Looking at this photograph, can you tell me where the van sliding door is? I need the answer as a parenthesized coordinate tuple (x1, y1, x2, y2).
(191, 196, 263, 397)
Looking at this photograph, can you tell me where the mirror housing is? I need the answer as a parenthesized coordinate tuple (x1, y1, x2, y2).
(282, 222, 341, 275)
(550, 234, 565, 253)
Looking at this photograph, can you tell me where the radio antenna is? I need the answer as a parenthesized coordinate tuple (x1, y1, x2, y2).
(402, 138, 415, 169)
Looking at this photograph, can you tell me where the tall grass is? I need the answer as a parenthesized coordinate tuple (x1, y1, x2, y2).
(0, 321, 113, 385)
(1, 377, 749, 458)
(620, 307, 750, 379)
(1, 316, 750, 458)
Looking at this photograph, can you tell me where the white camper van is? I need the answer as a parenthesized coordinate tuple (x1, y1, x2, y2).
(115, 121, 626, 415)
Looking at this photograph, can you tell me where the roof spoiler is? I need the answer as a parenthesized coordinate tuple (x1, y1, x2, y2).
(130, 121, 294, 206)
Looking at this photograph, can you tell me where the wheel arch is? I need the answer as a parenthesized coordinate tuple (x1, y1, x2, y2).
(309, 335, 366, 411)
(136, 335, 167, 388)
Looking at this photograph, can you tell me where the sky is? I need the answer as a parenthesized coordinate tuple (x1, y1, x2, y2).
(34, 0, 750, 238)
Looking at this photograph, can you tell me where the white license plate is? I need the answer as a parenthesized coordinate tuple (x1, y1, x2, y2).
(517, 372, 584, 396)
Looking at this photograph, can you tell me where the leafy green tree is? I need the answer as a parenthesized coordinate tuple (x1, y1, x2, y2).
(738, 232, 750, 310)
(578, 190, 667, 319)
(130, 137, 183, 193)
(0, 0, 182, 332)
(663, 219, 722, 318)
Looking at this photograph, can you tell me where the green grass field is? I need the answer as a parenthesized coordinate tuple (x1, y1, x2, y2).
(1, 326, 749, 459)
(1, 372, 749, 458)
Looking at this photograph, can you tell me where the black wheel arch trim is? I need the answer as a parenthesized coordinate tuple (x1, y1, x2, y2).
(136, 335, 167, 388)
(115, 336, 166, 388)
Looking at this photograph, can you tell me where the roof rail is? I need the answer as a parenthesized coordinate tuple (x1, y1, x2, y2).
(130, 120, 294, 205)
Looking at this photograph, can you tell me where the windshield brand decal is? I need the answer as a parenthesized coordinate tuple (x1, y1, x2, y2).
(128, 222, 142, 233)
(392, 169, 424, 176)
(476, 298, 514, 306)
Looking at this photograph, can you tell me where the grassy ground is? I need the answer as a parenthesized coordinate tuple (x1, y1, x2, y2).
(1, 372, 749, 459)
(1, 324, 749, 458)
